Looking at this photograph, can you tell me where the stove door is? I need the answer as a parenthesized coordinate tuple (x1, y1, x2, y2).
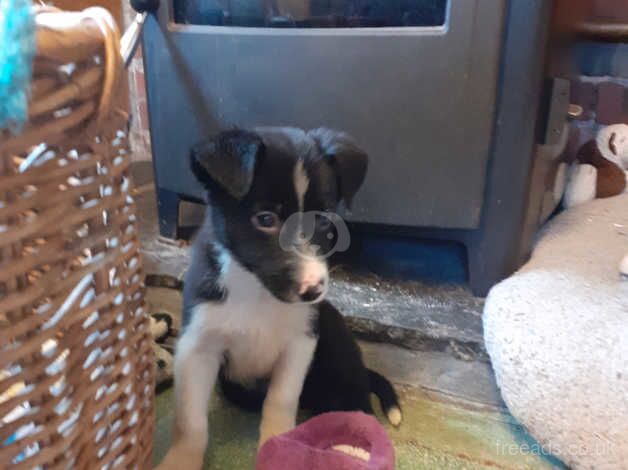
(145, 0, 505, 229)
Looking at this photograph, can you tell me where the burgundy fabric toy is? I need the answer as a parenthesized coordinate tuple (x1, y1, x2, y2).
(256, 412, 395, 470)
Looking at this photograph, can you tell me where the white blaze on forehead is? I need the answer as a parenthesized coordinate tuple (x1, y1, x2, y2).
(293, 160, 309, 212)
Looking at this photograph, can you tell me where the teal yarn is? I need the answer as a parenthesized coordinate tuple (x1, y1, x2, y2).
(0, 0, 35, 132)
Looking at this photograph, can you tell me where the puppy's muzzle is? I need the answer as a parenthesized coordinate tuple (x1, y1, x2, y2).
(299, 279, 326, 302)
(298, 256, 328, 303)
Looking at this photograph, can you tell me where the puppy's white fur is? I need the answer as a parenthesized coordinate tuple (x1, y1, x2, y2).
(293, 160, 329, 298)
(216, 256, 315, 382)
(157, 252, 317, 470)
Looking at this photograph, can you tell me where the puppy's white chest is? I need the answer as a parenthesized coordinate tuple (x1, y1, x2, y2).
(193, 259, 313, 382)
(225, 304, 300, 381)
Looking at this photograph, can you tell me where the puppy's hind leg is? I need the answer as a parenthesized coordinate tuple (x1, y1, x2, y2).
(156, 324, 223, 470)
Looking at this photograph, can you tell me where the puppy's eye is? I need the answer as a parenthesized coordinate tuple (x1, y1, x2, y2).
(316, 214, 332, 231)
(252, 211, 280, 233)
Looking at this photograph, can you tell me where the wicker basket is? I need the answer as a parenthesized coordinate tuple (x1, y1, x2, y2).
(0, 7, 154, 469)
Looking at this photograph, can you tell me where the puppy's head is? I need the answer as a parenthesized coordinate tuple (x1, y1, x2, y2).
(191, 127, 368, 303)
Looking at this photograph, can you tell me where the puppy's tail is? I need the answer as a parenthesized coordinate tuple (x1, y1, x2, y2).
(368, 369, 402, 427)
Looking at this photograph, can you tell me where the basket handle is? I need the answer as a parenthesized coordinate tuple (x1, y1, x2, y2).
(76, 8, 121, 124)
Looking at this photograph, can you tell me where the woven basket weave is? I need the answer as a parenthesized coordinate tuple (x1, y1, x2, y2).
(0, 7, 154, 469)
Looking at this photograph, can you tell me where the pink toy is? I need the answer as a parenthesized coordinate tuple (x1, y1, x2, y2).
(256, 412, 395, 470)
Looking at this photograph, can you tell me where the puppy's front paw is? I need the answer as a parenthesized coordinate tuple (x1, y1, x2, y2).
(257, 432, 273, 449)
(258, 425, 288, 449)
(258, 413, 295, 449)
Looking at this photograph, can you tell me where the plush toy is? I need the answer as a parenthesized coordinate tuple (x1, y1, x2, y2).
(150, 312, 175, 391)
(620, 254, 628, 280)
(564, 124, 628, 208)
(256, 412, 395, 470)
(144, 275, 184, 389)
(563, 124, 628, 281)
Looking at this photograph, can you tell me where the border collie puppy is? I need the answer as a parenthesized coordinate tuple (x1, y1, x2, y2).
(157, 127, 401, 469)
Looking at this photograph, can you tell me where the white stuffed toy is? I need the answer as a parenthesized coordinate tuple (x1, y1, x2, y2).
(564, 124, 628, 280)
(564, 124, 628, 208)
(621, 254, 628, 280)
(150, 312, 175, 390)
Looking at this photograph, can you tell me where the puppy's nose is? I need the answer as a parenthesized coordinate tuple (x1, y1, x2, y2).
(299, 279, 325, 302)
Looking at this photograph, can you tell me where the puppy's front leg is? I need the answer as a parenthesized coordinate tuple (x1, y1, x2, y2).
(259, 335, 316, 447)
(156, 326, 223, 470)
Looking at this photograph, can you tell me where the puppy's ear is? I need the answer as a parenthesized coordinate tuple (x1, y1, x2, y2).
(308, 128, 368, 208)
(190, 129, 263, 199)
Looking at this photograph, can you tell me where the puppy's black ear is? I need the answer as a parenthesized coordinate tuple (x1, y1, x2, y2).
(308, 128, 368, 208)
(190, 129, 263, 199)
